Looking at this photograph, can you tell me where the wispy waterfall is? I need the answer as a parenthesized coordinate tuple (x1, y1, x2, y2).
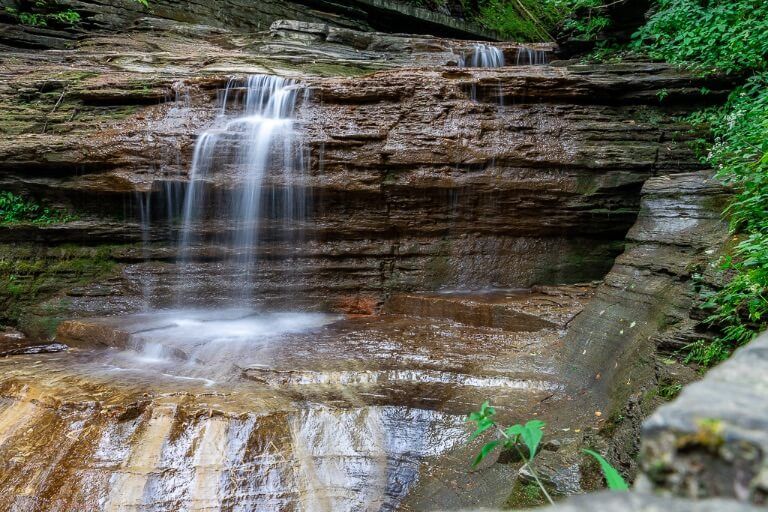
(465, 44, 505, 68)
(515, 47, 549, 65)
(178, 75, 307, 303)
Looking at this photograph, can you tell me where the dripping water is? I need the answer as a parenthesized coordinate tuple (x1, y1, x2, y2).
(464, 44, 505, 68)
(178, 75, 308, 305)
(515, 47, 549, 66)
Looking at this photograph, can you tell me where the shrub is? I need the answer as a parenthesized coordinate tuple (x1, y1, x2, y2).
(0, 191, 77, 225)
(685, 74, 768, 364)
(632, 0, 768, 76)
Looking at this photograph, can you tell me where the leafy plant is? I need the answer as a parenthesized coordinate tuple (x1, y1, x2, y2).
(467, 401, 627, 504)
(0, 191, 76, 225)
(4, 0, 148, 27)
(582, 449, 629, 490)
(476, 0, 564, 41)
(3, 2, 80, 27)
(679, 73, 768, 365)
(632, 0, 768, 76)
(560, 0, 610, 40)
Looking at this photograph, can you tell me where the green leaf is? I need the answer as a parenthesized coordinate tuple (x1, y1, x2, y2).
(468, 417, 495, 443)
(521, 420, 545, 459)
(583, 449, 629, 491)
(504, 424, 524, 437)
(473, 440, 501, 467)
(479, 400, 496, 418)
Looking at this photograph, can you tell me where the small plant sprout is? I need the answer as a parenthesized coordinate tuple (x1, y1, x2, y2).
(582, 449, 629, 490)
(468, 401, 630, 503)
(468, 401, 553, 504)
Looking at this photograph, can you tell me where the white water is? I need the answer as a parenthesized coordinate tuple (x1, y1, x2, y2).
(465, 44, 505, 68)
(123, 76, 322, 378)
(515, 46, 549, 65)
(112, 309, 338, 383)
(178, 75, 308, 303)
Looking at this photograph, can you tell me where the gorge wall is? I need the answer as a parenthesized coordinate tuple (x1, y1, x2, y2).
(0, 22, 730, 332)
(0, 7, 744, 511)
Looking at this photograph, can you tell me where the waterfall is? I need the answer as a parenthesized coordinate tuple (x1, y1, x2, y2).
(465, 44, 505, 68)
(178, 75, 307, 304)
(515, 47, 549, 65)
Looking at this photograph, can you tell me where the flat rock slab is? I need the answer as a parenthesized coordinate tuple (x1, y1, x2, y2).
(385, 284, 594, 331)
(0, 308, 598, 511)
(0, 328, 66, 356)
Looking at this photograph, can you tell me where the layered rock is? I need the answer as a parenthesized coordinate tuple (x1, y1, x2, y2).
(0, 21, 730, 327)
(0, 0, 499, 50)
(0, 14, 743, 510)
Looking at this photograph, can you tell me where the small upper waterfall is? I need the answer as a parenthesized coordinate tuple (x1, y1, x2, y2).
(465, 44, 505, 68)
(515, 47, 549, 65)
(178, 75, 307, 303)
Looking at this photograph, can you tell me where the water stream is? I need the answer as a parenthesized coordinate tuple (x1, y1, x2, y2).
(0, 69, 586, 510)
(464, 43, 505, 67)
(179, 75, 308, 304)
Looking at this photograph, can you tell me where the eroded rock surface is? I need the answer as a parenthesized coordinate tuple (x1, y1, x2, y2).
(0, 22, 727, 329)
(0, 12, 738, 512)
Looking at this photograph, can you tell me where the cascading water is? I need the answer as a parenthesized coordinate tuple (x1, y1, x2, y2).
(178, 75, 307, 304)
(117, 76, 328, 382)
(464, 43, 505, 68)
(515, 46, 549, 65)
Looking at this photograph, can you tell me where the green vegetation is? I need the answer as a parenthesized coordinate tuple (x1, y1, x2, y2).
(582, 449, 629, 490)
(0, 191, 76, 225)
(3, 0, 148, 27)
(474, 0, 612, 41)
(403, 0, 603, 41)
(623, 0, 768, 365)
(684, 75, 768, 365)
(558, 0, 610, 40)
(3, 1, 81, 27)
(0, 244, 118, 332)
(633, 0, 768, 76)
(475, 0, 563, 40)
(467, 401, 628, 505)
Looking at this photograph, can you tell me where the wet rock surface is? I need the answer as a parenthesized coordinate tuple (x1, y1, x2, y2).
(0, 22, 723, 325)
(564, 170, 730, 401)
(0, 288, 599, 510)
(0, 11, 739, 512)
(0, 327, 67, 356)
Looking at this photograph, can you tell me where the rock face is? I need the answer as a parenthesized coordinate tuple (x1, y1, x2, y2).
(0, 21, 730, 327)
(564, 170, 731, 398)
(640, 330, 768, 505)
(0, 0, 498, 50)
(0, 11, 742, 512)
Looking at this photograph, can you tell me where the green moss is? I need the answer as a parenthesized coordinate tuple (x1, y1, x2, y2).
(505, 481, 548, 508)
(0, 243, 122, 327)
(424, 240, 453, 288)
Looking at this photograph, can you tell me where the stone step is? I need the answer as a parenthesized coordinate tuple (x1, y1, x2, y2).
(384, 285, 594, 332)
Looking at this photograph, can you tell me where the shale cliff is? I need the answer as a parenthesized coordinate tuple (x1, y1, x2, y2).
(0, 8, 742, 512)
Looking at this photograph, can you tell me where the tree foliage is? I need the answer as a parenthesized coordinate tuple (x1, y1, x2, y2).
(633, 0, 768, 76)
(627, 0, 768, 365)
